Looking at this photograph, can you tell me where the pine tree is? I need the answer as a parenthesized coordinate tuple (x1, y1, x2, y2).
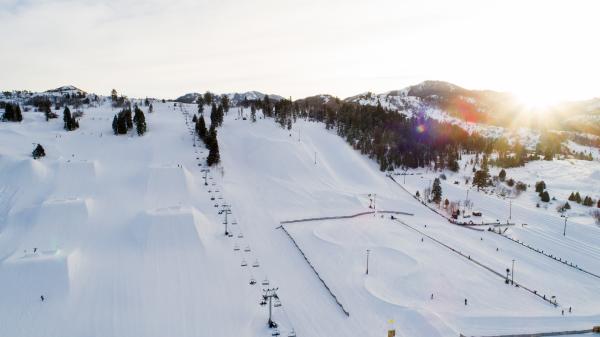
(568, 192, 576, 201)
(125, 108, 133, 129)
(250, 105, 257, 122)
(210, 103, 218, 127)
(192, 114, 198, 123)
(203, 92, 213, 106)
(432, 178, 442, 204)
(499, 169, 506, 181)
(535, 181, 546, 194)
(216, 104, 224, 126)
(2, 103, 23, 122)
(448, 158, 459, 172)
(133, 105, 147, 136)
(575, 192, 582, 204)
(63, 106, 78, 131)
(564, 201, 571, 210)
(112, 115, 118, 135)
(196, 115, 207, 141)
(221, 95, 230, 114)
(540, 191, 550, 202)
(206, 126, 220, 166)
(473, 170, 489, 190)
(32, 144, 46, 159)
(111, 89, 118, 102)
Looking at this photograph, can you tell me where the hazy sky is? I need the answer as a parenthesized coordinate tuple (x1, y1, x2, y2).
(1, 0, 599, 102)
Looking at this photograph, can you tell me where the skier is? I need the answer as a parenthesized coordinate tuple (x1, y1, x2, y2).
(421, 238, 424, 242)
(40, 295, 45, 302)
(34, 248, 37, 253)
(561, 310, 564, 316)
(464, 298, 468, 306)
(430, 294, 434, 300)
(569, 307, 572, 313)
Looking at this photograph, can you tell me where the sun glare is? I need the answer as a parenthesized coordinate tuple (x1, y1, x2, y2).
(514, 91, 561, 110)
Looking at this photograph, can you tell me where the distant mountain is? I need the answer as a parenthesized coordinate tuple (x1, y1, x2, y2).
(45, 85, 86, 96)
(175, 91, 283, 105)
(343, 80, 600, 135)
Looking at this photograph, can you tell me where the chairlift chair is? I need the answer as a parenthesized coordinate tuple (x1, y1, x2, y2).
(249, 278, 256, 285)
(252, 259, 259, 267)
(262, 278, 269, 286)
(241, 259, 247, 267)
(271, 329, 280, 336)
(244, 246, 251, 252)
(233, 244, 240, 251)
(238, 233, 244, 238)
(288, 329, 296, 337)
(274, 299, 281, 307)
(227, 233, 234, 238)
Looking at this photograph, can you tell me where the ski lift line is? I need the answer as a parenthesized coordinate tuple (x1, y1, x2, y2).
(392, 218, 565, 308)
(279, 225, 350, 317)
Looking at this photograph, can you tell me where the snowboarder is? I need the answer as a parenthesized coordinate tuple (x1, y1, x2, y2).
(40, 295, 44, 302)
(34, 248, 37, 253)
(464, 298, 468, 306)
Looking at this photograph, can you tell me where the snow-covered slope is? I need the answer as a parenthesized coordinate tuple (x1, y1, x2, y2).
(1, 97, 600, 337)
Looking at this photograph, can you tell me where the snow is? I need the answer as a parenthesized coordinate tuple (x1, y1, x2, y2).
(1, 98, 599, 337)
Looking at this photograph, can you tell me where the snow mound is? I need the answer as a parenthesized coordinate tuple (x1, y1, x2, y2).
(53, 160, 97, 197)
(130, 207, 207, 250)
(144, 166, 195, 208)
(0, 249, 71, 300)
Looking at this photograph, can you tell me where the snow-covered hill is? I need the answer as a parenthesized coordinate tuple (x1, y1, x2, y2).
(175, 91, 283, 105)
(2, 97, 600, 337)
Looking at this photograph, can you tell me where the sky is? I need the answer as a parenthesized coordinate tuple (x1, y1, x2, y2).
(1, 0, 599, 102)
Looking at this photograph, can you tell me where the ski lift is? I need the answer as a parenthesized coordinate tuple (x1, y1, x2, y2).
(227, 233, 234, 238)
(249, 278, 256, 285)
(288, 330, 296, 337)
(272, 329, 280, 336)
(210, 196, 215, 201)
(233, 244, 240, 251)
(262, 278, 269, 286)
(274, 299, 282, 308)
(244, 246, 251, 252)
(260, 299, 267, 306)
(238, 233, 244, 238)
(241, 259, 247, 267)
(252, 259, 259, 267)
(214, 203, 218, 207)
(232, 221, 238, 225)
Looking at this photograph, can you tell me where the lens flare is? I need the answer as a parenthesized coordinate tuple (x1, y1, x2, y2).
(416, 124, 426, 133)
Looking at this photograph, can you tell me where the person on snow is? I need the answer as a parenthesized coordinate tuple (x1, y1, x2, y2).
(40, 295, 45, 302)
(464, 298, 468, 306)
